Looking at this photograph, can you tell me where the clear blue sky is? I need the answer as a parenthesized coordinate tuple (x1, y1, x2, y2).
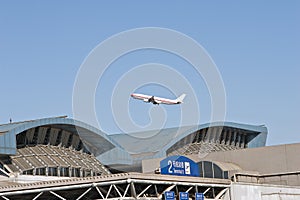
(0, 1, 299, 145)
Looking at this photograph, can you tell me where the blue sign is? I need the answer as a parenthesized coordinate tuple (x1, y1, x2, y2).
(195, 193, 204, 200)
(179, 192, 189, 200)
(164, 191, 175, 200)
(160, 156, 200, 177)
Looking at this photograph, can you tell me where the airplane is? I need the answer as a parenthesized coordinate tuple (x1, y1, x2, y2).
(130, 93, 186, 105)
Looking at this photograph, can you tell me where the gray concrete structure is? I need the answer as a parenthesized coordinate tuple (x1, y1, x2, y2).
(0, 117, 268, 173)
(224, 182, 300, 200)
(1, 116, 279, 200)
(0, 116, 125, 178)
(143, 143, 300, 188)
(191, 142, 300, 175)
(104, 122, 268, 171)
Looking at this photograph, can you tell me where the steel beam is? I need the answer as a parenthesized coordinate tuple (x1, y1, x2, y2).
(49, 191, 66, 200)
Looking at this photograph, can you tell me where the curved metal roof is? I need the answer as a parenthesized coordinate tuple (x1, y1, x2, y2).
(0, 116, 126, 157)
(159, 121, 268, 157)
(0, 117, 268, 172)
(108, 122, 267, 156)
(102, 122, 268, 170)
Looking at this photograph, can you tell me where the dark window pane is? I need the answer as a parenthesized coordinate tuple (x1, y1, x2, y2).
(224, 171, 229, 179)
(213, 163, 223, 179)
(198, 162, 203, 177)
(203, 161, 213, 178)
(36, 168, 46, 175)
(49, 167, 58, 176)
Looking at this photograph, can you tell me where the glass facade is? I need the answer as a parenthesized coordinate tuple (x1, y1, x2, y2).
(198, 161, 229, 179)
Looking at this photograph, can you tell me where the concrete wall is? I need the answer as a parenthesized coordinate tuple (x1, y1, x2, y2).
(225, 183, 300, 200)
(142, 143, 300, 187)
(191, 143, 300, 174)
(142, 158, 161, 173)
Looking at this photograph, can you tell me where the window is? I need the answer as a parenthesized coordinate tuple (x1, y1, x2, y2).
(213, 163, 223, 179)
(60, 167, 69, 177)
(36, 168, 46, 175)
(48, 167, 58, 176)
(23, 169, 33, 175)
(203, 161, 213, 178)
(198, 161, 229, 179)
(198, 162, 203, 177)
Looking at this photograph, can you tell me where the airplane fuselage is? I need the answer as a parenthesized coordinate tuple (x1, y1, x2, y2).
(130, 93, 186, 105)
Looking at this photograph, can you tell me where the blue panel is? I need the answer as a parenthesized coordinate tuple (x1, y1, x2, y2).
(195, 193, 204, 200)
(179, 192, 189, 200)
(248, 132, 267, 148)
(0, 132, 16, 155)
(160, 155, 199, 177)
(164, 191, 175, 200)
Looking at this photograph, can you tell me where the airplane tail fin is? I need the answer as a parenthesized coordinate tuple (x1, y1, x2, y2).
(176, 93, 186, 103)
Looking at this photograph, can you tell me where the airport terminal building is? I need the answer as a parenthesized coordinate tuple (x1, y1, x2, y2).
(0, 116, 299, 200)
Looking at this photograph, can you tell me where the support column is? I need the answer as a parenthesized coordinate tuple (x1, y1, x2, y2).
(237, 132, 242, 147)
(226, 130, 232, 146)
(232, 131, 237, 146)
(130, 182, 137, 199)
(221, 129, 226, 145)
(58, 167, 61, 177)
(204, 129, 210, 143)
(200, 129, 206, 142)
(211, 127, 217, 143)
(215, 127, 222, 144)
(241, 134, 245, 148)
